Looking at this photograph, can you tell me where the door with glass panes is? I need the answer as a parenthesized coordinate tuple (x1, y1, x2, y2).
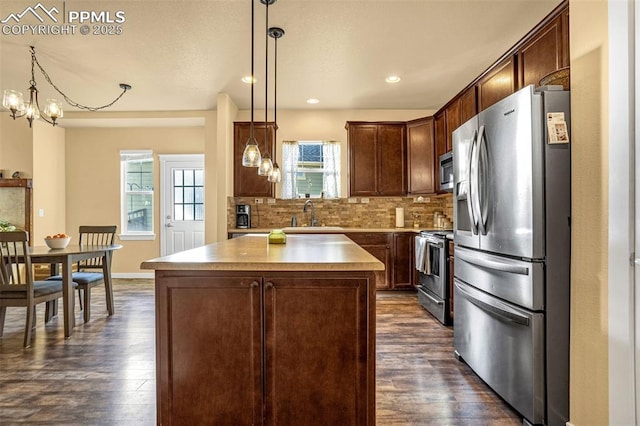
(160, 155, 205, 256)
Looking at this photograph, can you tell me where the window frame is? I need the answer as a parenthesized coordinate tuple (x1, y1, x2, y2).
(120, 150, 155, 241)
(294, 141, 334, 199)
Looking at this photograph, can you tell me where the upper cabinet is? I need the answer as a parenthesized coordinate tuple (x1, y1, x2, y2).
(459, 86, 478, 124)
(407, 117, 435, 195)
(444, 100, 460, 153)
(517, 10, 569, 88)
(346, 122, 406, 196)
(233, 122, 276, 198)
(477, 55, 517, 112)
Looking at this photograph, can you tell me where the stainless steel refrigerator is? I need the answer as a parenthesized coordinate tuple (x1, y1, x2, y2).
(452, 85, 571, 426)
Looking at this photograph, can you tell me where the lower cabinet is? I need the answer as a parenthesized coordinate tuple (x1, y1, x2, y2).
(155, 270, 376, 425)
(346, 232, 416, 290)
(392, 233, 415, 290)
(345, 233, 392, 290)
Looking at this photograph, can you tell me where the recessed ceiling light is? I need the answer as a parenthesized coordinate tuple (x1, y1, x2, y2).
(242, 75, 256, 84)
(385, 75, 401, 83)
(306, 98, 320, 104)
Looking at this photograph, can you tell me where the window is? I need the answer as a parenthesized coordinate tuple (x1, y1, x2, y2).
(281, 141, 340, 199)
(120, 151, 154, 240)
(173, 168, 204, 221)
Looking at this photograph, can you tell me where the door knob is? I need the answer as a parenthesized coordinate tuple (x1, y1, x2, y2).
(165, 223, 174, 228)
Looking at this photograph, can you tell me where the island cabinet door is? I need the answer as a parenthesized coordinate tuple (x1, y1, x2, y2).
(155, 273, 264, 426)
(262, 274, 375, 425)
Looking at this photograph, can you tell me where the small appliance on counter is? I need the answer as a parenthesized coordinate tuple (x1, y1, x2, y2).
(235, 204, 251, 229)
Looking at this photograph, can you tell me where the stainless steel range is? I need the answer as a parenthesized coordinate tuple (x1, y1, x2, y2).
(415, 230, 452, 325)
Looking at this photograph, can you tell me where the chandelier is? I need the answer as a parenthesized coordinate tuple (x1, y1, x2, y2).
(2, 46, 132, 127)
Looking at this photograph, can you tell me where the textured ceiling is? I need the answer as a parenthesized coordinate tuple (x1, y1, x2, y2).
(0, 0, 564, 114)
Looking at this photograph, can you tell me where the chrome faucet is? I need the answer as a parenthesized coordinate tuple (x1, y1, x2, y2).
(303, 200, 319, 227)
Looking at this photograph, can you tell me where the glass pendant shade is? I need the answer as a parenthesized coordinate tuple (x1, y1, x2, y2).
(44, 99, 63, 120)
(258, 152, 273, 176)
(268, 162, 281, 183)
(25, 102, 40, 121)
(242, 136, 262, 167)
(3, 90, 25, 114)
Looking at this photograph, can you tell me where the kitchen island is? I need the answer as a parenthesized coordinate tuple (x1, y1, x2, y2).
(141, 233, 383, 425)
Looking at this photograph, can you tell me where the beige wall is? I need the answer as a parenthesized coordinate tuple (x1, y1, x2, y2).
(32, 121, 66, 242)
(569, 0, 609, 424)
(235, 108, 434, 198)
(0, 114, 34, 178)
(65, 126, 204, 274)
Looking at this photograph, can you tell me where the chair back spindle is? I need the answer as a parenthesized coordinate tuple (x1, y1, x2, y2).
(78, 226, 117, 270)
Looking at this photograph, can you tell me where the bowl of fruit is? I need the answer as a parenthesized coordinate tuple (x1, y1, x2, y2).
(44, 233, 71, 249)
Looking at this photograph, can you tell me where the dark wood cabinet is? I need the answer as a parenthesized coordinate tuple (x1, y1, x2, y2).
(345, 233, 392, 290)
(459, 86, 477, 124)
(234, 122, 276, 197)
(346, 122, 406, 196)
(477, 55, 516, 112)
(264, 274, 372, 424)
(392, 233, 414, 290)
(407, 117, 436, 195)
(517, 13, 569, 89)
(156, 274, 263, 424)
(444, 101, 460, 153)
(155, 270, 375, 425)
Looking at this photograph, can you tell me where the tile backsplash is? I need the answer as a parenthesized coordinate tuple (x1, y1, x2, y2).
(228, 194, 453, 229)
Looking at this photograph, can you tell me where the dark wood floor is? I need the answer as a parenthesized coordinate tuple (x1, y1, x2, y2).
(0, 279, 521, 425)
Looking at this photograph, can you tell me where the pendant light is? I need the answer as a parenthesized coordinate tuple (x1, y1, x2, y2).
(268, 27, 284, 183)
(242, 0, 262, 167)
(258, 0, 275, 176)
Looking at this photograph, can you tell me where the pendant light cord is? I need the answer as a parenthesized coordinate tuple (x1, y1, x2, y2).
(263, 0, 269, 155)
(249, 0, 255, 141)
(29, 46, 130, 112)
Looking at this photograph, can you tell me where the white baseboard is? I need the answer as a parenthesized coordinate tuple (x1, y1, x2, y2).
(112, 272, 154, 279)
(566, 422, 574, 426)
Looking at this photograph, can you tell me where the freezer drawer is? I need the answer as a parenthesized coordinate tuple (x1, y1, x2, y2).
(454, 279, 545, 425)
(454, 246, 544, 310)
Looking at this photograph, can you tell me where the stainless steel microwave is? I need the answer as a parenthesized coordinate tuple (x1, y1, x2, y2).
(439, 152, 453, 192)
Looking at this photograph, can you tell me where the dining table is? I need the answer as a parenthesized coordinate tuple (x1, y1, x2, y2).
(28, 243, 122, 338)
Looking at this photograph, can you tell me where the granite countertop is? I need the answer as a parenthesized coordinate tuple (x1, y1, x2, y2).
(141, 234, 385, 272)
(228, 227, 429, 234)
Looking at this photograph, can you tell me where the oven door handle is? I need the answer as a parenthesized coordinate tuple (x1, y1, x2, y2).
(421, 288, 444, 306)
(456, 248, 529, 275)
(455, 281, 529, 326)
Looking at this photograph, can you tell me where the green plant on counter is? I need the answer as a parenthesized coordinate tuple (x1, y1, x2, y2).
(0, 220, 17, 232)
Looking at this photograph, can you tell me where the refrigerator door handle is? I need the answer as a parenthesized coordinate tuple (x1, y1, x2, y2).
(477, 125, 489, 234)
(467, 130, 479, 234)
(455, 281, 530, 326)
(470, 127, 483, 235)
(456, 248, 530, 275)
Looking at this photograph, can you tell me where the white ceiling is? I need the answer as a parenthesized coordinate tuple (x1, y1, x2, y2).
(0, 0, 564, 117)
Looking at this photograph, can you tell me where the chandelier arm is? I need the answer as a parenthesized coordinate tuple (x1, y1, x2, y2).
(31, 51, 130, 112)
(33, 92, 54, 126)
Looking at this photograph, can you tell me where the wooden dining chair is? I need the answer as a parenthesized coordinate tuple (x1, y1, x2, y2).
(0, 230, 65, 348)
(47, 225, 117, 323)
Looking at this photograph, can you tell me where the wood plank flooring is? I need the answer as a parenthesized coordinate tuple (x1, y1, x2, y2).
(0, 279, 521, 425)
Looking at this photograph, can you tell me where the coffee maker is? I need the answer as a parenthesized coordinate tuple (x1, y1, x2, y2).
(236, 204, 251, 229)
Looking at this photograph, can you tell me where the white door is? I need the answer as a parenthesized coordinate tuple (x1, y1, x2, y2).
(160, 154, 205, 256)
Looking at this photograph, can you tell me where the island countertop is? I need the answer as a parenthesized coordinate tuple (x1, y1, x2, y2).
(141, 233, 385, 272)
